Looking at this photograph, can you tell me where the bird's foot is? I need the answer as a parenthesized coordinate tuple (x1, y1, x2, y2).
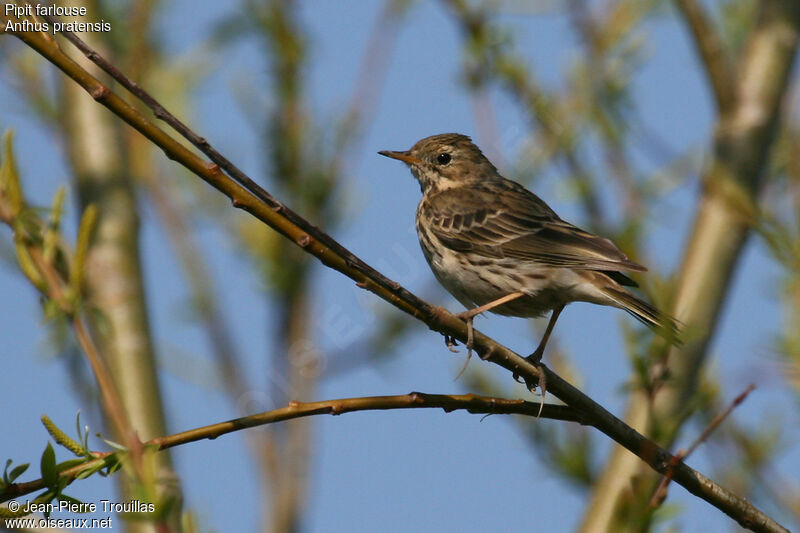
(527, 347, 544, 365)
(512, 347, 543, 383)
(444, 334, 459, 353)
(453, 311, 476, 380)
(432, 306, 461, 353)
(513, 348, 547, 416)
(432, 305, 478, 378)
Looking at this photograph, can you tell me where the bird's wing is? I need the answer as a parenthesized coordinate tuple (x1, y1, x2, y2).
(421, 181, 646, 273)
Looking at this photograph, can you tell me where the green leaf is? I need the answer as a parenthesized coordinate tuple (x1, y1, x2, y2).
(43, 186, 66, 265)
(9, 462, 30, 483)
(0, 130, 24, 217)
(14, 235, 47, 293)
(104, 458, 122, 476)
(56, 474, 69, 493)
(75, 461, 105, 480)
(35, 490, 56, 518)
(70, 204, 98, 296)
(40, 442, 57, 488)
(100, 438, 128, 451)
(56, 458, 87, 472)
(76, 411, 90, 452)
(58, 493, 88, 510)
(2, 458, 12, 484)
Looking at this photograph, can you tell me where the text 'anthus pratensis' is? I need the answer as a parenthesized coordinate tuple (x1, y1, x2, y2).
(379, 133, 679, 370)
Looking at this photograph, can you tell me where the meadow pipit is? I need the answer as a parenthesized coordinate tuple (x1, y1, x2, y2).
(379, 133, 679, 368)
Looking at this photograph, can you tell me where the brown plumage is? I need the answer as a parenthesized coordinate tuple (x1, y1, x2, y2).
(380, 133, 679, 363)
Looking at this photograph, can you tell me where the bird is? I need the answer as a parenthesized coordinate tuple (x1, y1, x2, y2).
(379, 133, 679, 369)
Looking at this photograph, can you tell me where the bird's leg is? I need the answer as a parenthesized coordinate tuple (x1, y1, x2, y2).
(514, 305, 564, 401)
(527, 304, 564, 364)
(454, 291, 525, 377)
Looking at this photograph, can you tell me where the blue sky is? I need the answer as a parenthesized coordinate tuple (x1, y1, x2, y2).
(2, 1, 798, 532)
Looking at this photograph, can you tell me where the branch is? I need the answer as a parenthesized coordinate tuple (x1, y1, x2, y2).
(0, 17, 789, 533)
(649, 383, 756, 508)
(583, 0, 800, 529)
(1, 392, 581, 502)
(673, 0, 736, 112)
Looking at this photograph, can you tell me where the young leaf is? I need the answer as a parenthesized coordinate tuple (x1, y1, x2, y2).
(2, 458, 12, 484)
(14, 235, 47, 293)
(43, 186, 66, 265)
(0, 130, 24, 217)
(8, 462, 30, 483)
(58, 493, 88, 510)
(76, 411, 91, 454)
(40, 442, 57, 488)
(75, 461, 105, 480)
(70, 204, 98, 297)
(56, 458, 88, 472)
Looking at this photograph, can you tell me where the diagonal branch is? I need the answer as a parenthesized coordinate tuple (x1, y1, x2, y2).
(0, 16, 789, 533)
(673, 0, 737, 112)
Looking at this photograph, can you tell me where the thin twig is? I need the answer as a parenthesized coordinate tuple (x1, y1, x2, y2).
(673, 0, 736, 112)
(26, 248, 135, 453)
(649, 383, 756, 509)
(0, 392, 581, 502)
(19, 241, 146, 485)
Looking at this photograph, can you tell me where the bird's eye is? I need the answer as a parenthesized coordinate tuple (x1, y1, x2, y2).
(437, 152, 451, 165)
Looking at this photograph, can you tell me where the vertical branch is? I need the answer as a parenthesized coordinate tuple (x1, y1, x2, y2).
(54, 1, 183, 531)
(673, 0, 737, 112)
(580, 1, 800, 530)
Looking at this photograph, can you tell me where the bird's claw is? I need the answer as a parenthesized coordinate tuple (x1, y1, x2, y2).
(512, 348, 543, 383)
(452, 312, 476, 380)
(513, 350, 547, 416)
(444, 334, 459, 353)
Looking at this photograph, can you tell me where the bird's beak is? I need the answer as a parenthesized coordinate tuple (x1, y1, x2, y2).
(378, 150, 423, 166)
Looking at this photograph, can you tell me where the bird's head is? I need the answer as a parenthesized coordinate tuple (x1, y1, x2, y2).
(379, 133, 497, 193)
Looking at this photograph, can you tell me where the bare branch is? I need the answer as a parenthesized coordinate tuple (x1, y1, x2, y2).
(673, 0, 736, 112)
(1, 392, 581, 502)
(649, 383, 756, 509)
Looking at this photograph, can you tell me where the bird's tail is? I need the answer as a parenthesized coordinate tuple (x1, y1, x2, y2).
(601, 286, 682, 345)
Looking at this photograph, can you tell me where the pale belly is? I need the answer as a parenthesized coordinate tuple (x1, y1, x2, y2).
(423, 244, 589, 318)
